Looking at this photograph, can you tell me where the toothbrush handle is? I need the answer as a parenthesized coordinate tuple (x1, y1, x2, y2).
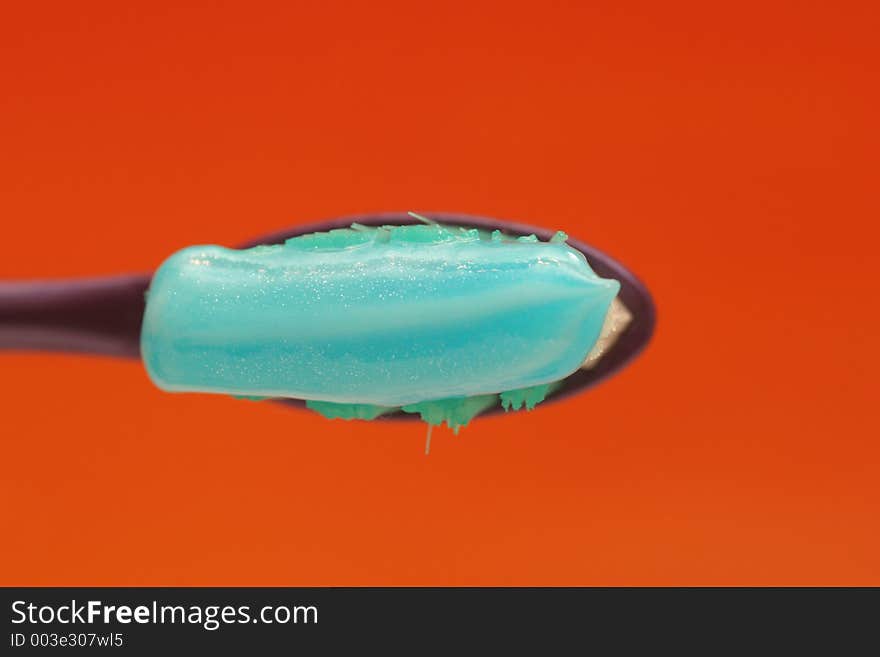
(0, 273, 150, 357)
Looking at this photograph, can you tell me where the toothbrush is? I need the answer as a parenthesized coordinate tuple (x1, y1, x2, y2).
(0, 212, 654, 424)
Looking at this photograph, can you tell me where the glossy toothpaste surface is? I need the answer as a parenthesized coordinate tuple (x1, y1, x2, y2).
(141, 224, 620, 407)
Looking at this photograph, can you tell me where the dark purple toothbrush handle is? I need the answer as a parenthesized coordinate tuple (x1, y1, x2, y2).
(0, 274, 150, 357)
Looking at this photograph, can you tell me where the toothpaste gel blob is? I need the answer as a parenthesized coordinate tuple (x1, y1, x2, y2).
(141, 223, 620, 426)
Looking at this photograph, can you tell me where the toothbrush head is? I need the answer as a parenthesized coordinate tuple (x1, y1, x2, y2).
(237, 212, 655, 420)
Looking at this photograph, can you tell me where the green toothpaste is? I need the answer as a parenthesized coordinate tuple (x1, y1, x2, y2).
(141, 222, 620, 430)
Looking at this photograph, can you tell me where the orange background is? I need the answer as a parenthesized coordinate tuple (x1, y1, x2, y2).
(2, 1, 878, 585)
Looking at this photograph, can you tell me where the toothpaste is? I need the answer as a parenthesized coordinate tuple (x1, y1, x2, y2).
(141, 223, 620, 426)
